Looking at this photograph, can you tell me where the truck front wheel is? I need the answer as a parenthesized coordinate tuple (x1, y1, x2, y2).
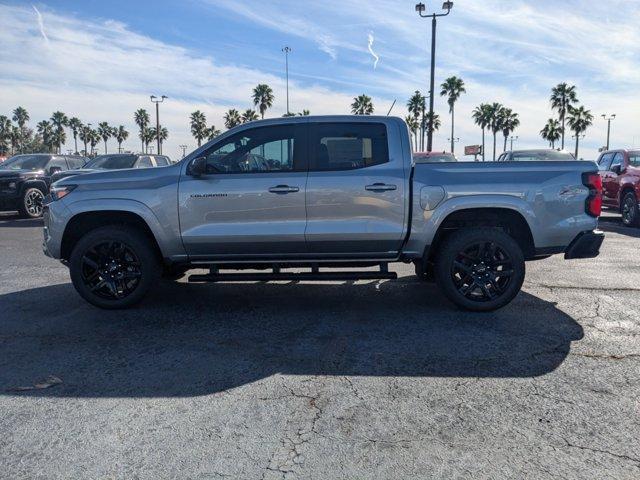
(69, 225, 161, 309)
(434, 228, 525, 312)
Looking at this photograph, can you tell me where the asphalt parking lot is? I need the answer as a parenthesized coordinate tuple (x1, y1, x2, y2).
(1, 212, 639, 479)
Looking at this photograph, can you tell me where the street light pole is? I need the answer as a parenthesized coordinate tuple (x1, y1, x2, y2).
(150, 95, 167, 155)
(510, 135, 518, 151)
(179, 144, 188, 158)
(416, 1, 453, 152)
(601, 114, 616, 150)
(282, 47, 291, 115)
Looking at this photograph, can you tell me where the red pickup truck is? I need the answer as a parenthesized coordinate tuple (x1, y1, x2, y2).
(597, 149, 640, 226)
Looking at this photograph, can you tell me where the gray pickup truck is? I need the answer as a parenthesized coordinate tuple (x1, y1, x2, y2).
(43, 116, 604, 311)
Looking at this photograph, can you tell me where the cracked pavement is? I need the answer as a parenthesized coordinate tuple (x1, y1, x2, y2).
(1, 212, 639, 479)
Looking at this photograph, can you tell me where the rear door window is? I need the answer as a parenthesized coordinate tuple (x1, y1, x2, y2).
(310, 123, 389, 171)
(136, 156, 153, 168)
(154, 155, 170, 166)
(629, 153, 640, 167)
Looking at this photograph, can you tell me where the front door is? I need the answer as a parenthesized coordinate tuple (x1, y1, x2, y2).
(304, 121, 407, 256)
(179, 124, 308, 259)
(602, 152, 623, 207)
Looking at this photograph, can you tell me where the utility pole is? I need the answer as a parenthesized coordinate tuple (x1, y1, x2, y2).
(150, 95, 167, 154)
(416, 1, 453, 152)
(179, 144, 188, 158)
(510, 135, 518, 151)
(601, 114, 616, 150)
(282, 47, 291, 115)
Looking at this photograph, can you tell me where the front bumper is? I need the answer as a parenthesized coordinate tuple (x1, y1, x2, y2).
(41, 199, 72, 259)
(564, 230, 605, 259)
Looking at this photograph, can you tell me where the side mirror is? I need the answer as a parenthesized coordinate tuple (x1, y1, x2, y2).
(49, 166, 62, 176)
(187, 156, 207, 177)
(611, 164, 622, 175)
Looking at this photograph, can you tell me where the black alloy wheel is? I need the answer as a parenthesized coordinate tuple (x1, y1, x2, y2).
(80, 241, 142, 300)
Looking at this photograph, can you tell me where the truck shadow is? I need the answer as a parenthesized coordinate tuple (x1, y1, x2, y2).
(0, 279, 583, 398)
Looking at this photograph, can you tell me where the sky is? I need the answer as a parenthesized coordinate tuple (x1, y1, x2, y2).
(1, 0, 639, 161)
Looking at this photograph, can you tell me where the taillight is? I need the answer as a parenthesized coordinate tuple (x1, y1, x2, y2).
(582, 172, 602, 217)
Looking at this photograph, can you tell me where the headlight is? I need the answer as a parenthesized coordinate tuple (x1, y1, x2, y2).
(49, 184, 77, 201)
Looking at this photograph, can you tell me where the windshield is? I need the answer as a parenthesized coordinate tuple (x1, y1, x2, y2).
(86, 154, 137, 169)
(0, 155, 49, 171)
(510, 151, 575, 161)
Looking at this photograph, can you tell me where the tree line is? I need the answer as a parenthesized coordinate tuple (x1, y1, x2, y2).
(0, 81, 595, 160)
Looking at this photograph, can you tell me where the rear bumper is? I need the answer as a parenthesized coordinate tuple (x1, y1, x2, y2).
(564, 230, 605, 259)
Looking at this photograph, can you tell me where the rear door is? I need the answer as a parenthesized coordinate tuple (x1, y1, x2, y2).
(304, 121, 407, 256)
(179, 123, 308, 258)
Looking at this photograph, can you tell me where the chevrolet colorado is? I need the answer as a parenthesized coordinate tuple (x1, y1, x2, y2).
(42, 116, 604, 311)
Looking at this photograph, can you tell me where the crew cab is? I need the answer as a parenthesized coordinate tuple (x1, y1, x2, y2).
(0, 153, 87, 218)
(596, 149, 640, 227)
(43, 116, 604, 311)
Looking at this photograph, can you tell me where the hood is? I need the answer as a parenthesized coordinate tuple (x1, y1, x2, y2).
(55, 163, 181, 191)
(51, 168, 100, 181)
(0, 169, 42, 179)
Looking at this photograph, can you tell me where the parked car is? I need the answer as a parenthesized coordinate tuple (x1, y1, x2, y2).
(51, 153, 172, 184)
(497, 150, 575, 161)
(596, 149, 640, 226)
(43, 116, 603, 312)
(0, 153, 87, 218)
(413, 151, 458, 163)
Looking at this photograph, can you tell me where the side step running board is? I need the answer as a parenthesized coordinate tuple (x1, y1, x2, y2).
(188, 270, 397, 283)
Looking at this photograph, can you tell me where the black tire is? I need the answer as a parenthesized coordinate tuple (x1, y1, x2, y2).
(414, 260, 434, 282)
(69, 225, 161, 309)
(18, 187, 45, 218)
(434, 228, 525, 312)
(621, 192, 640, 227)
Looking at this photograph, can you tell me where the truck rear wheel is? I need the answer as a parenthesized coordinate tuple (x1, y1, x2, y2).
(621, 192, 640, 227)
(69, 225, 161, 309)
(434, 228, 525, 312)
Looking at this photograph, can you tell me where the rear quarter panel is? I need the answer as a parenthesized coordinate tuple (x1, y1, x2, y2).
(405, 161, 600, 256)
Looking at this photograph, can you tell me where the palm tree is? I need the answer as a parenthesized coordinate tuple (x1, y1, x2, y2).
(440, 76, 466, 153)
(149, 127, 168, 151)
(50, 111, 68, 154)
(12, 107, 29, 153)
(550, 83, 578, 150)
(298, 110, 310, 116)
(567, 105, 594, 159)
(134, 109, 150, 153)
(241, 109, 259, 123)
(68, 117, 83, 154)
(540, 118, 562, 149)
(115, 126, 129, 153)
(405, 115, 419, 151)
(79, 125, 92, 156)
(0, 116, 11, 155)
(499, 108, 520, 152)
(351, 94, 374, 115)
(424, 111, 441, 135)
(471, 104, 492, 162)
(252, 84, 275, 119)
(224, 109, 242, 129)
(9, 126, 21, 155)
(407, 91, 426, 150)
(189, 110, 207, 147)
(36, 120, 54, 153)
(487, 102, 504, 161)
(207, 126, 221, 141)
(97, 122, 114, 154)
(142, 128, 156, 153)
(88, 129, 100, 156)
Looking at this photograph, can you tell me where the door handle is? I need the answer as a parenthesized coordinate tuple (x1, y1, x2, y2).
(365, 183, 397, 192)
(268, 185, 300, 194)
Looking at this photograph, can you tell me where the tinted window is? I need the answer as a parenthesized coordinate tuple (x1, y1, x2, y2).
(47, 157, 68, 173)
(510, 151, 574, 161)
(629, 152, 640, 167)
(88, 154, 137, 169)
(154, 155, 170, 166)
(0, 155, 49, 171)
(136, 156, 153, 168)
(311, 123, 389, 171)
(66, 157, 86, 169)
(203, 125, 298, 174)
